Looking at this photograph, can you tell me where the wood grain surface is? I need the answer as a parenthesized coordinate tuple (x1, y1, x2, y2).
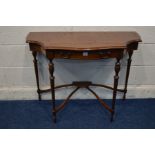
(26, 32, 142, 50)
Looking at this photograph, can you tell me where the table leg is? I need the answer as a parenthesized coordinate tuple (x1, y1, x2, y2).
(49, 59, 56, 123)
(111, 58, 121, 122)
(32, 51, 41, 101)
(123, 50, 133, 100)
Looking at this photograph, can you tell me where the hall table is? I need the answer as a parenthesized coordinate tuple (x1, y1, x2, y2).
(26, 32, 142, 123)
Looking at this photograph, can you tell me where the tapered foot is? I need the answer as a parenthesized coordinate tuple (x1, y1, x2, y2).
(38, 95, 42, 101)
(123, 93, 126, 101)
(53, 112, 56, 123)
(111, 112, 114, 122)
(37, 90, 42, 101)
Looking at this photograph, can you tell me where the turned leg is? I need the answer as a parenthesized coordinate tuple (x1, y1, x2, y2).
(123, 50, 133, 100)
(32, 51, 41, 101)
(49, 59, 56, 123)
(111, 58, 121, 122)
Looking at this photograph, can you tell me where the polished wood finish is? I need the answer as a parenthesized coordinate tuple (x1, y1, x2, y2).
(27, 32, 141, 50)
(26, 31, 142, 123)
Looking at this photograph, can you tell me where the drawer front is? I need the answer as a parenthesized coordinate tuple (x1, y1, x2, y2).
(46, 50, 124, 60)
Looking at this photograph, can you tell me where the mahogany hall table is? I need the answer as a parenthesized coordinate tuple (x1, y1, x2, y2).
(26, 32, 142, 123)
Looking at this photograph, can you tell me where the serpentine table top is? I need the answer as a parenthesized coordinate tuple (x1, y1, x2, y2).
(26, 32, 141, 51)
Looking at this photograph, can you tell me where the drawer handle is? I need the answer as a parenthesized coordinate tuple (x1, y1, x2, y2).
(83, 52, 88, 56)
